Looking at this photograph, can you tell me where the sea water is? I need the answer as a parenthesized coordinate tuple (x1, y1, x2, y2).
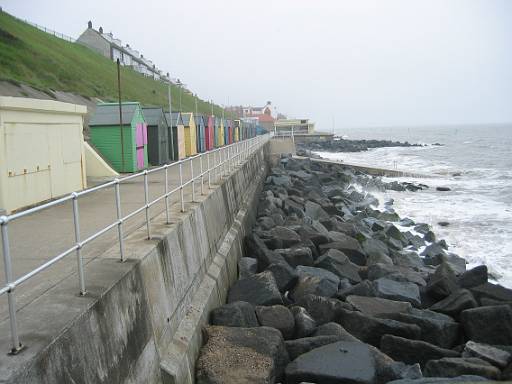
(315, 124, 512, 287)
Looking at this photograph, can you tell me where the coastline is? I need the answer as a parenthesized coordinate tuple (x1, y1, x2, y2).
(195, 156, 512, 383)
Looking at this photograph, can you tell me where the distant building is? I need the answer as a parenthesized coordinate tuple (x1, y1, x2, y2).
(77, 21, 164, 80)
(274, 119, 315, 135)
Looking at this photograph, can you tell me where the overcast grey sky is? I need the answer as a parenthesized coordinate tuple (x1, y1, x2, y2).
(1, 0, 511, 131)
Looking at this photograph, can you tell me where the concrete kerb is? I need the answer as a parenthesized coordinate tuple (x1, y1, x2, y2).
(0, 142, 270, 384)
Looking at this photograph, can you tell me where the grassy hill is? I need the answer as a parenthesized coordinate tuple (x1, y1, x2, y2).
(0, 11, 230, 117)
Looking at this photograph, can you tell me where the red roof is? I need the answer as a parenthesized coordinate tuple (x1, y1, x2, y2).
(257, 114, 275, 123)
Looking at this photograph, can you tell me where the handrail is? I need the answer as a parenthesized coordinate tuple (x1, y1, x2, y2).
(0, 133, 270, 354)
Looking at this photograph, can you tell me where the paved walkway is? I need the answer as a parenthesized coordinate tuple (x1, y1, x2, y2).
(0, 153, 235, 321)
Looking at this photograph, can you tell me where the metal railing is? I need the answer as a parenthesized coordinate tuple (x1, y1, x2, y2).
(0, 134, 270, 354)
(5, 11, 76, 43)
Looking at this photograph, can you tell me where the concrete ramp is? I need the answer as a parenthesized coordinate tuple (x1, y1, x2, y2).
(84, 141, 119, 179)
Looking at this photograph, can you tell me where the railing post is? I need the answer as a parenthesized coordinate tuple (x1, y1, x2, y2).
(200, 154, 205, 195)
(114, 180, 125, 262)
(207, 152, 211, 189)
(143, 171, 151, 239)
(179, 162, 185, 212)
(164, 165, 170, 224)
(71, 193, 86, 296)
(1, 216, 23, 354)
(190, 158, 195, 202)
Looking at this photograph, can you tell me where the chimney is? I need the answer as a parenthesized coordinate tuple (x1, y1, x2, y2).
(99, 26, 103, 34)
(126, 44, 130, 48)
(87, 20, 92, 29)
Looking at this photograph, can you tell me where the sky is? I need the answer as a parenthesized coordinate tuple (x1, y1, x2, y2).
(1, 0, 511, 131)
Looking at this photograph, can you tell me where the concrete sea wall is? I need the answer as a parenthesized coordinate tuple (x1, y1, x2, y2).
(0, 143, 269, 384)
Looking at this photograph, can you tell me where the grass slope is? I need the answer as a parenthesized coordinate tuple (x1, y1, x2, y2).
(0, 11, 230, 117)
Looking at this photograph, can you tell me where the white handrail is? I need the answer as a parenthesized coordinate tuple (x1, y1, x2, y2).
(0, 133, 270, 354)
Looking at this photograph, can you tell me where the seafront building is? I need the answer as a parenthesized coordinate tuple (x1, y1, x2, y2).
(274, 118, 316, 135)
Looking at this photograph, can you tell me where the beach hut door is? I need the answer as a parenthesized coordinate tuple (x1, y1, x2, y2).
(136, 123, 147, 169)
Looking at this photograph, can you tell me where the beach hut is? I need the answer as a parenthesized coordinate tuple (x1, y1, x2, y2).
(214, 117, 221, 147)
(181, 113, 197, 156)
(234, 120, 240, 142)
(219, 118, 226, 146)
(194, 114, 206, 152)
(227, 120, 233, 144)
(205, 115, 214, 150)
(142, 107, 169, 166)
(89, 102, 148, 173)
(165, 112, 186, 160)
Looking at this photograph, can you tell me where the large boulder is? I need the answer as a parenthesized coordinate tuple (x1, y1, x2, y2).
(304, 200, 329, 220)
(276, 247, 314, 267)
(295, 225, 330, 247)
(285, 335, 343, 360)
(245, 233, 287, 270)
(460, 305, 512, 345)
(367, 263, 427, 287)
(228, 270, 283, 306)
(381, 334, 459, 367)
(291, 274, 338, 300)
(269, 226, 302, 249)
(285, 341, 402, 384)
(296, 265, 340, 286)
(469, 282, 512, 304)
(346, 295, 412, 317)
(426, 263, 459, 300)
(296, 294, 352, 325)
(373, 278, 421, 307)
(314, 249, 362, 284)
(337, 280, 374, 300)
(392, 250, 424, 269)
(337, 309, 421, 347)
(458, 266, 488, 289)
(380, 308, 460, 349)
(319, 238, 367, 266)
(210, 301, 259, 327)
(196, 326, 289, 384)
(266, 262, 298, 293)
(463, 340, 512, 368)
(255, 305, 295, 340)
(429, 289, 477, 318)
(424, 357, 501, 380)
(313, 322, 360, 342)
(290, 306, 316, 338)
(387, 376, 488, 383)
(238, 257, 258, 279)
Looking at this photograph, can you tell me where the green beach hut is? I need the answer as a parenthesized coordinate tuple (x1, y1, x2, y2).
(89, 102, 148, 173)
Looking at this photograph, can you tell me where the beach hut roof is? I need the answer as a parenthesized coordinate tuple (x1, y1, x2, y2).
(194, 114, 205, 126)
(142, 107, 165, 126)
(165, 112, 184, 126)
(89, 102, 140, 126)
(181, 112, 193, 126)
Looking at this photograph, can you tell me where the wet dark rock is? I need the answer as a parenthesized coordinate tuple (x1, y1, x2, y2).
(276, 247, 314, 267)
(337, 309, 421, 347)
(380, 308, 460, 349)
(424, 357, 500, 380)
(381, 334, 460, 367)
(314, 249, 362, 284)
(346, 295, 413, 317)
(319, 237, 367, 266)
(337, 280, 375, 300)
(414, 223, 431, 235)
(463, 340, 512, 368)
(458, 266, 488, 289)
(367, 263, 427, 286)
(284, 341, 402, 384)
(290, 306, 317, 338)
(392, 250, 424, 269)
(296, 294, 352, 325)
(291, 274, 338, 300)
(245, 233, 287, 270)
(387, 376, 488, 384)
(228, 270, 283, 306)
(426, 263, 459, 300)
(363, 238, 393, 266)
(296, 265, 340, 286)
(460, 305, 512, 345)
(295, 225, 330, 247)
(436, 186, 451, 192)
(312, 321, 360, 341)
(285, 335, 344, 361)
(469, 282, 512, 304)
(196, 326, 289, 384)
(400, 218, 415, 227)
(421, 243, 446, 259)
(255, 305, 295, 340)
(429, 289, 478, 318)
(268, 226, 301, 249)
(424, 230, 436, 243)
(238, 257, 258, 279)
(266, 262, 299, 293)
(210, 301, 259, 327)
(304, 200, 329, 220)
(373, 278, 421, 307)
(438, 221, 450, 227)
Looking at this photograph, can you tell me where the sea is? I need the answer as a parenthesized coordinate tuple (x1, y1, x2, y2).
(314, 124, 512, 288)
